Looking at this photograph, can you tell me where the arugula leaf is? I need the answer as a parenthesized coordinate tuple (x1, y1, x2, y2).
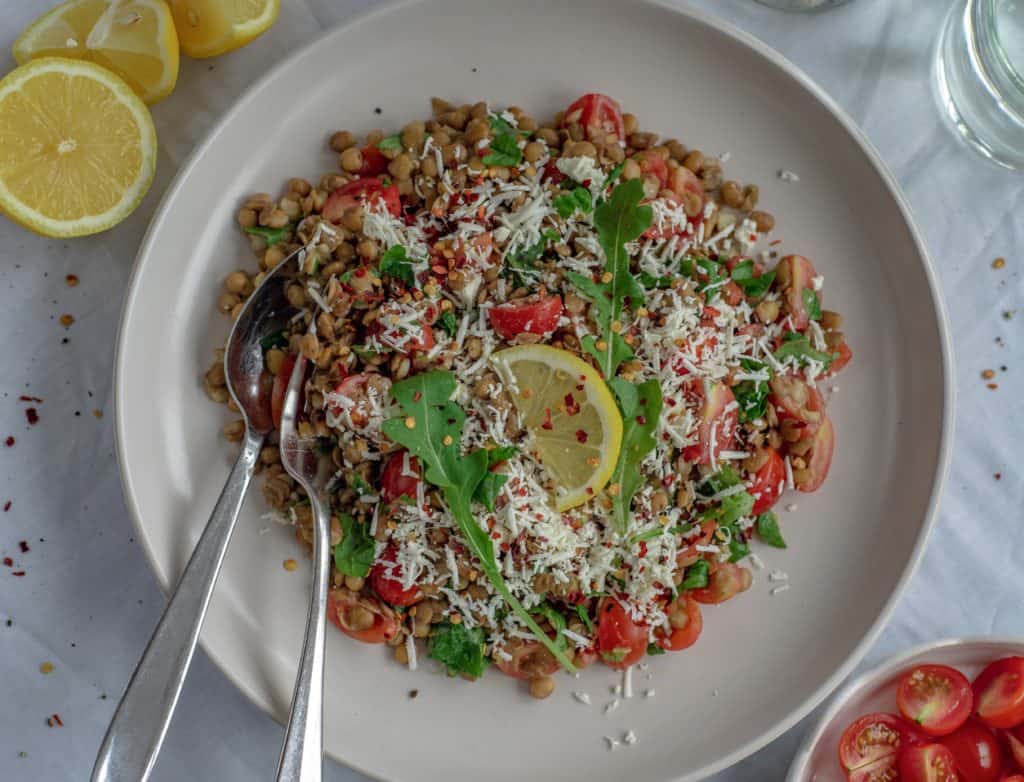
(802, 288, 822, 321)
(259, 329, 289, 350)
(600, 162, 625, 198)
(567, 179, 651, 379)
(437, 310, 459, 338)
(554, 186, 593, 219)
(756, 511, 787, 548)
(382, 371, 577, 673)
(377, 133, 403, 151)
(730, 259, 776, 299)
(243, 224, 294, 247)
(333, 513, 376, 579)
(774, 331, 834, 367)
(680, 560, 710, 591)
(608, 378, 663, 536)
(473, 445, 517, 512)
(504, 232, 555, 288)
(535, 603, 567, 651)
(482, 116, 523, 167)
(732, 358, 771, 424)
(576, 604, 595, 634)
(379, 245, 415, 287)
(646, 643, 666, 656)
(631, 525, 667, 544)
(429, 621, 489, 678)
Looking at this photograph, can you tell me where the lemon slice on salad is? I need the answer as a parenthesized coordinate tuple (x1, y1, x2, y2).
(13, 0, 179, 104)
(0, 58, 157, 238)
(166, 0, 280, 58)
(492, 345, 623, 511)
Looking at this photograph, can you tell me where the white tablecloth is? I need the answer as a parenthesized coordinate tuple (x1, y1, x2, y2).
(1, 1, 1021, 779)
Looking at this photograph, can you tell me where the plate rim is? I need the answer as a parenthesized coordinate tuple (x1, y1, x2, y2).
(112, 1, 956, 779)
(785, 636, 1024, 781)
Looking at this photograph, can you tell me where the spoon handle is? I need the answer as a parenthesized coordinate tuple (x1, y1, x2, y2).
(92, 428, 265, 782)
(275, 491, 331, 782)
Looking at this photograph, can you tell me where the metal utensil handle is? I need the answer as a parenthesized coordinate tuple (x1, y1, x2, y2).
(92, 427, 265, 782)
(275, 491, 331, 782)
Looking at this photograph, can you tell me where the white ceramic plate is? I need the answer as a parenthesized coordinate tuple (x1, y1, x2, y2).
(114, 1, 953, 780)
(787, 638, 1024, 781)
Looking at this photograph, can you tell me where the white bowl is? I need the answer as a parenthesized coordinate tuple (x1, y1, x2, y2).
(787, 638, 1024, 781)
(114, 0, 953, 779)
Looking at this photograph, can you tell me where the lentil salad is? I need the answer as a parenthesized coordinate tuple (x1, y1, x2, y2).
(204, 93, 852, 699)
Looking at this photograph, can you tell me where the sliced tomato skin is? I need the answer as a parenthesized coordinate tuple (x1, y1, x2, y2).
(326, 589, 398, 644)
(596, 598, 648, 670)
(898, 743, 959, 782)
(681, 381, 737, 465)
(358, 144, 389, 176)
(637, 150, 669, 188)
(379, 450, 421, 503)
(828, 341, 853, 375)
(775, 254, 819, 331)
(794, 415, 835, 493)
(838, 713, 923, 773)
(749, 447, 786, 514)
(368, 544, 420, 608)
(942, 719, 1004, 782)
(690, 563, 751, 605)
(769, 374, 825, 441)
(495, 639, 560, 681)
(487, 295, 563, 340)
(974, 658, 1024, 730)
(897, 664, 975, 737)
(322, 176, 401, 221)
(561, 93, 625, 143)
(271, 352, 302, 431)
(657, 595, 703, 651)
(1001, 728, 1024, 769)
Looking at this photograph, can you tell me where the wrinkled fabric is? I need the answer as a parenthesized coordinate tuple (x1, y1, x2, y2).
(0, 1, 1021, 780)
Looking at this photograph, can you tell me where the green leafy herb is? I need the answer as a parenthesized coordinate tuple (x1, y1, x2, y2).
(566, 178, 652, 379)
(699, 466, 755, 526)
(631, 525, 667, 544)
(680, 560, 710, 591)
(774, 331, 834, 367)
(694, 256, 728, 296)
(554, 186, 593, 219)
(429, 621, 489, 678)
(756, 511, 787, 549)
(473, 445, 517, 512)
(725, 527, 750, 563)
(350, 473, 375, 497)
(482, 116, 523, 167)
(377, 133, 403, 151)
(535, 603, 567, 651)
(732, 358, 772, 424)
(646, 642, 666, 656)
(576, 604, 595, 634)
(333, 513, 376, 579)
(243, 223, 294, 247)
(382, 371, 576, 672)
(504, 235, 548, 288)
(608, 379, 663, 536)
(437, 310, 459, 338)
(351, 345, 380, 362)
(638, 271, 673, 290)
(730, 259, 776, 298)
(802, 288, 822, 321)
(599, 162, 625, 199)
(379, 245, 416, 287)
(259, 329, 289, 350)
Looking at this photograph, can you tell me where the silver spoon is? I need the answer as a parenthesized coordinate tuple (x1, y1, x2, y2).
(93, 250, 302, 782)
(274, 327, 334, 782)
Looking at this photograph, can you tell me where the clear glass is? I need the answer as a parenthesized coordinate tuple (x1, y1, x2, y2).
(753, 0, 852, 10)
(935, 0, 1024, 169)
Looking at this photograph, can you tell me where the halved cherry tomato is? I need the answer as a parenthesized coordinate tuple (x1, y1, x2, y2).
(369, 544, 420, 607)
(1002, 728, 1024, 769)
(897, 664, 974, 737)
(769, 374, 825, 441)
(828, 341, 853, 375)
(561, 93, 625, 143)
(775, 254, 819, 332)
(322, 176, 401, 222)
(368, 319, 435, 355)
(379, 450, 421, 503)
(358, 143, 389, 176)
(573, 646, 599, 670)
(669, 165, 706, 206)
(326, 589, 398, 644)
(749, 447, 786, 514)
(974, 658, 1024, 730)
(488, 295, 563, 340)
(794, 415, 834, 493)
(596, 598, 648, 670)
(326, 373, 391, 430)
(839, 713, 925, 780)
(691, 563, 752, 605)
(899, 743, 959, 782)
(1001, 776, 1024, 781)
(681, 381, 737, 465)
(495, 638, 560, 680)
(657, 595, 703, 652)
(942, 719, 1004, 782)
(636, 150, 669, 189)
(676, 520, 716, 569)
(270, 352, 302, 431)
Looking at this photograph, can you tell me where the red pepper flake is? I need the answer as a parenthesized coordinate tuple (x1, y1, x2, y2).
(586, 486, 595, 495)
(541, 407, 553, 430)
(490, 531, 501, 540)
(563, 393, 580, 416)
(636, 415, 647, 425)
(2, 501, 9, 512)
(59, 314, 75, 328)
(995, 472, 1002, 480)
(12, 571, 26, 577)
(18, 395, 43, 403)
(638, 541, 648, 558)
(66, 274, 79, 287)
(5, 436, 14, 447)
(25, 408, 39, 425)
(2, 557, 12, 567)
(575, 429, 589, 444)
(412, 391, 422, 402)
(18, 541, 29, 554)
(46, 714, 63, 727)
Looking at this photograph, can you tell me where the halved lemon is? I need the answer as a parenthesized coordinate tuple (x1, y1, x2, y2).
(0, 58, 157, 238)
(492, 345, 623, 511)
(13, 0, 179, 104)
(166, 0, 280, 58)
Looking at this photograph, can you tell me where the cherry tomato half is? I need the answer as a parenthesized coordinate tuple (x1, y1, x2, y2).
(487, 295, 563, 340)
(1002, 727, 1024, 769)
(838, 713, 924, 780)
(368, 544, 420, 608)
(749, 447, 786, 515)
(974, 658, 1024, 730)
(899, 743, 959, 782)
(322, 176, 401, 222)
(794, 415, 835, 493)
(637, 150, 669, 189)
(326, 589, 398, 644)
(769, 374, 825, 441)
(828, 341, 853, 375)
(270, 352, 304, 431)
(942, 719, 1004, 782)
(379, 450, 421, 503)
(657, 595, 703, 652)
(775, 254, 820, 332)
(681, 380, 737, 465)
(494, 638, 560, 680)
(596, 598, 648, 670)
(561, 93, 625, 143)
(358, 143, 389, 176)
(897, 664, 974, 737)
(691, 563, 752, 605)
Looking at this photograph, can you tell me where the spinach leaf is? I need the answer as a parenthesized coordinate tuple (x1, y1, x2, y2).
(333, 513, 376, 578)
(730, 259, 776, 298)
(429, 621, 489, 678)
(802, 288, 822, 321)
(379, 245, 416, 287)
(243, 224, 294, 247)
(774, 331, 834, 367)
(646, 643, 666, 656)
(680, 560, 710, 591)
(756, 511, 787, 548)
(437, 310, 459, 338)
(377, 133, 403, 151)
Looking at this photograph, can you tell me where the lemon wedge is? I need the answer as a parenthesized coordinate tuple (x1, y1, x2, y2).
(0, 57, 157, 238)
(13, 0, 179, 104)
(166, 0, 280, 58)
(492, 345, 623, 511)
